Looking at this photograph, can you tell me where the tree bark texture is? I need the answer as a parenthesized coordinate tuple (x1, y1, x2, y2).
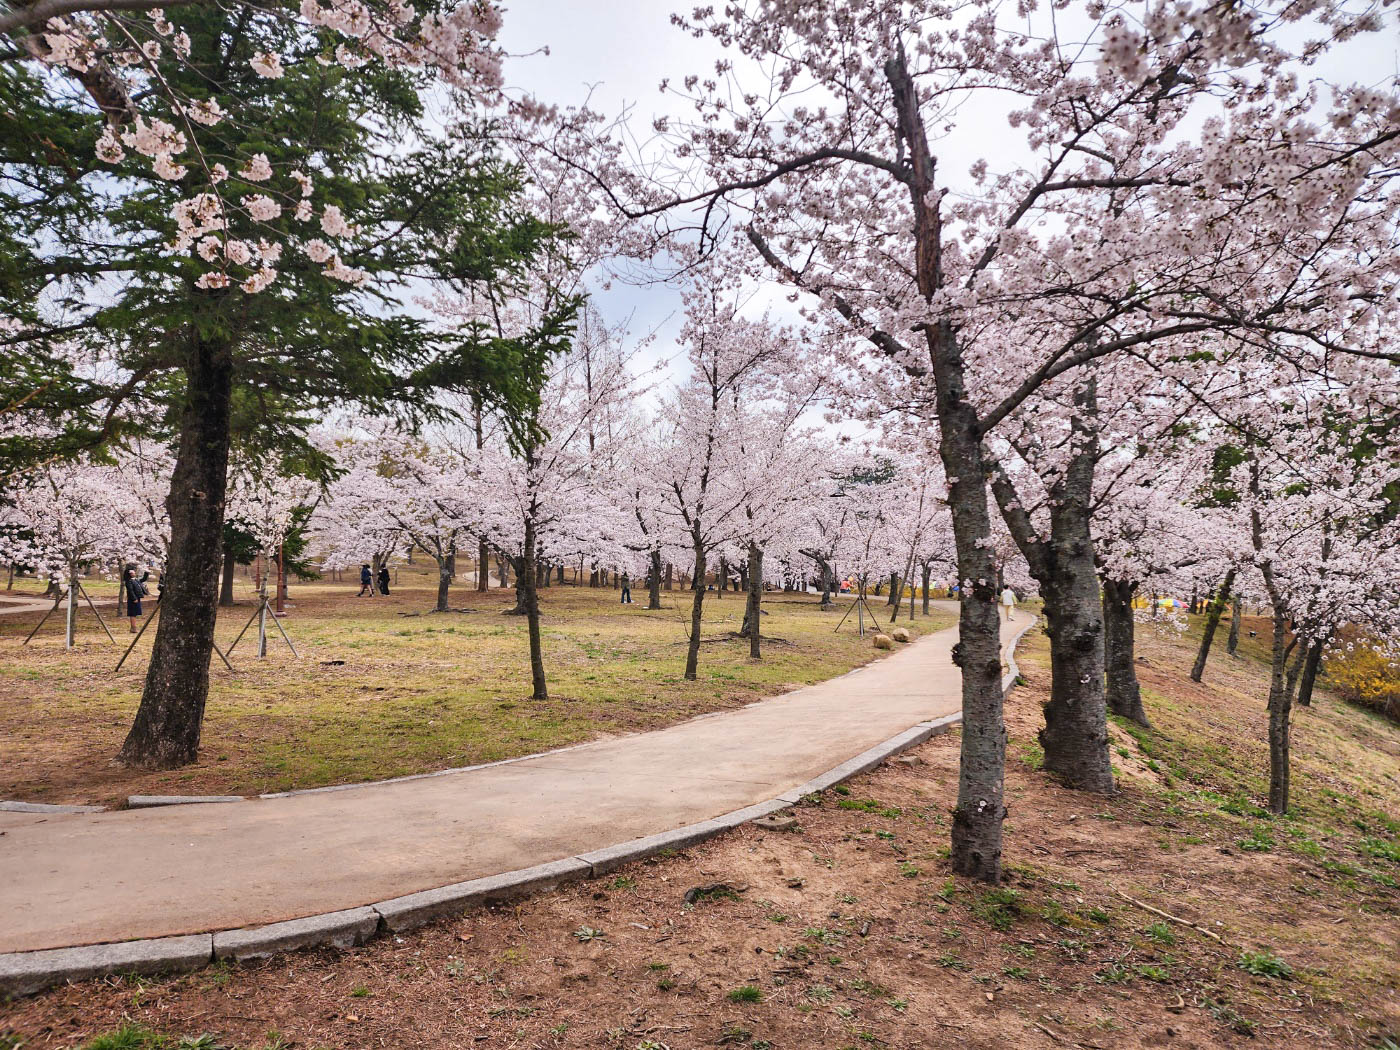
(1297, 637, 1325, 707)
(1266, 611, 1294, 814)
(435, 558, 451, 612)
(1227, 595, 1242, 656)
(523, 514, 547, 700)
(119, 334, 233, 769)
(742, 541, 763, 658)
(1102, 577, 1149, 726)
(219, 548, 236, 607)
(647, 551, 663, 609)
(1190, 568, 1236, 683)
(684, 542, 706, 681)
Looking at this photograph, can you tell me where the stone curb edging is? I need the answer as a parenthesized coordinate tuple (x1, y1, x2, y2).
(0, 800, 106, 814)
(128, 795, 245, 809)
(0, 616, 1039, 998)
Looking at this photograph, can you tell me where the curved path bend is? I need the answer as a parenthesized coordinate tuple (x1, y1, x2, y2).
(1, 606, 1030, 955)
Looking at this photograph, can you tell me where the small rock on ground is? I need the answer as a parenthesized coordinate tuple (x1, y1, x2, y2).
(751, 815, 799, 832)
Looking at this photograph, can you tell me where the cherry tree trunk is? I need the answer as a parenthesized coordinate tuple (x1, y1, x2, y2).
(1034, 448, 1114, 793)
(1226, 595, 1242, 656)
(219, 548, 236, 607)
(1191, 568, 1236, 683)
(435, 558, 451, 612)
(886, 573, 900, 607)
(477, 540, 489, 591)
(647, 551, 662, 609)
(118, 334, 232, 769)
(684, 540, 706, 681)
(1284, 637, 1309, 705)
(1102, 578, 1148, 727)
(921, 564, 932, 615)
(523, 515, 546, 700)
(926, 328, 1007, 883)
(1297, 637, 1325, 707)
(1266, 610, 1294, 814)
(740, 541, 763, 658)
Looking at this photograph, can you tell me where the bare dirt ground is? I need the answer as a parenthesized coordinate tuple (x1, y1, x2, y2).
(3, 622, 1398, 1050)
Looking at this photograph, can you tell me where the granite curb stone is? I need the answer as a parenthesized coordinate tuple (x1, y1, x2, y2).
(373, 857, 592, 933)
(578, 819, 727, 876)
(213, 907, 380, 961)
(127, 795, 244, 808)
(0, 800, 105, 814)
(0, 935, 212, 997)
(708, 798, 790, 830)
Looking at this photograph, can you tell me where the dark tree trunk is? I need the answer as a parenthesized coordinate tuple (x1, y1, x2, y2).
(118, 334, 233, 769)
(1191, 568, 1236, 683)
(738, 560, 749, 593)
(219, 548, 236, 607)
(718, 557, 728, 596)
(477, 539, 489, 591)
(497, 555, 510, 588)
(1297, 636, 1325, 707)
(1102, 578, 1148, 726)
(506, 561, 527, 615)
(740, 542, 763, 658)
(435, 557, 451, 612)
(665, 562, 673, 590)
(921, 563, 932, 615)
(523, 514, 546, 700)
(1266, 611, 1295, 814)
(887, 573, 900, 607)
(1227, 595, 1242, 656)
(647, 550, 663, 610)
(991, 381, 1113, 795)
(1037, 537, 1113, 792)
(816, 560, 835, 609)
(684, 541, 706, 681)
(1284, 636, 1309, 705)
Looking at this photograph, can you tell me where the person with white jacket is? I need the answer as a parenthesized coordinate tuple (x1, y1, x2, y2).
(1000, 586, 1017, 622)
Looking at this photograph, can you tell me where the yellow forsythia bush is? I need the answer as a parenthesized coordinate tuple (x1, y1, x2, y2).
(1326, 634, 1400, 721)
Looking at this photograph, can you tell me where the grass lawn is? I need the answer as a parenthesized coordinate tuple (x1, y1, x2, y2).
(7, 613, 1398, 1049)
(0, 566, 953, 805)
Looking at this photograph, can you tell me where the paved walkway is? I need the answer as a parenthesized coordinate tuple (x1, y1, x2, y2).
(1, 606, 1014, 954)
(0, 594, 63, 617)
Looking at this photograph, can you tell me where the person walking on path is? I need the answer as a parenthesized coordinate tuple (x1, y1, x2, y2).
(377, 565, 391, 596)
(1000, 586, 1017, 622)
(620, 575, 632, 604)
(122, 564, 147, 633)
(358, 564, 374, 597)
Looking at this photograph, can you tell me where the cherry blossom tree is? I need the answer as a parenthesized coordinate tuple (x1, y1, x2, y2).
(538, 0, 1400, 880)
(651, 288, 799, 680)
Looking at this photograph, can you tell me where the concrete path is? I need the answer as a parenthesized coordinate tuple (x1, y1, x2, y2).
(1, 607, 1011, 954)
(0, 594, 62, 617)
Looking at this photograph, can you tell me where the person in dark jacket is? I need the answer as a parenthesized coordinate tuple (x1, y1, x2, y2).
(122, 564, 147, 632)
(377, 565, 391, 596)
(358, 564, 374, 597)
